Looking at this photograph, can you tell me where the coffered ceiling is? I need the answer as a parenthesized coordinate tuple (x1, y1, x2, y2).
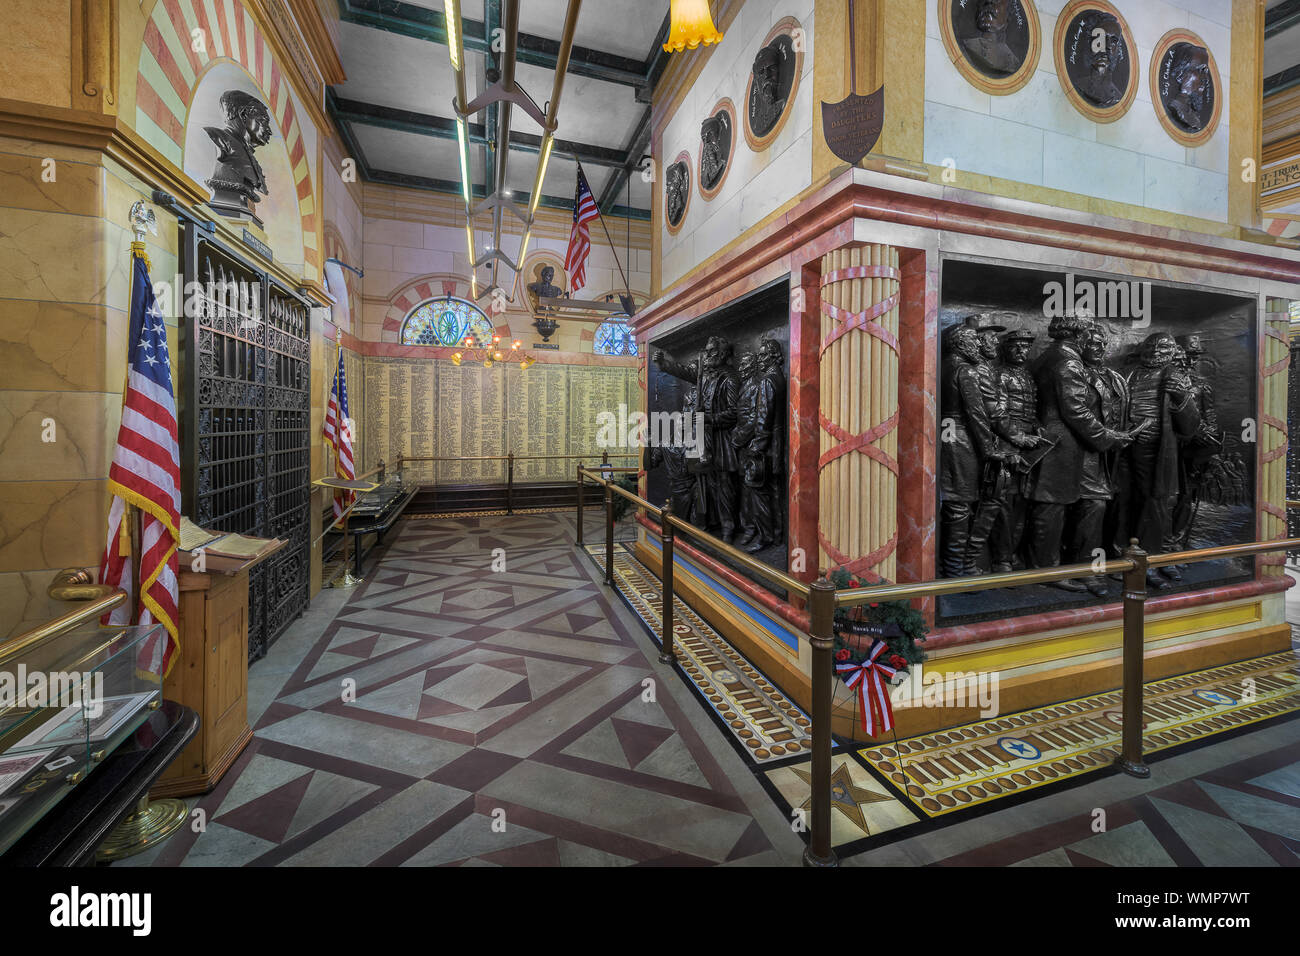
(329, 0, 669, 219)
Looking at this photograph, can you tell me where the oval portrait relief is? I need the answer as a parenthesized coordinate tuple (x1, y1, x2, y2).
(698, 98, 736, 199)
(1054, 1, 1137, 122)
(941, 0, 1040, 94)
(745, 18, 803, 150)
(665, 152, 691, 234)
(940, 0, 1040, 95)
(1151, 30, 1220, 146)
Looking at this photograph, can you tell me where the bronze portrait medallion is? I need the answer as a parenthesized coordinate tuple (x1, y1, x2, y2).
(748, 34, 796, 140)
(698, 98, 737, 199)
(665, 152, 691, 233)
(939, 0, 1040, 95)
(1053, 1, 1137, 122)
(1150, 29, 1221, 146)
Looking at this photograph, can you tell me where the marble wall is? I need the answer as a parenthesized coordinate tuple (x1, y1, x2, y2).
(0, 137, 180, 628)
(658, 0, 817, 290)
(924, 0, 1234, 224)
(358, 184, 651, 358)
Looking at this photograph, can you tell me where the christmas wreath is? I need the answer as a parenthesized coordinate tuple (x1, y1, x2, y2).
(825, 566, 928, 735)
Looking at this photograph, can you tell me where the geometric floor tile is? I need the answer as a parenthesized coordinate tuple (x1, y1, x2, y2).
(587, 543, 814, 764)
(764, 754, 919, 847)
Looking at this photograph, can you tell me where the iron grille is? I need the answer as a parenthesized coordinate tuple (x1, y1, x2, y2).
(179, 225, 311, 662)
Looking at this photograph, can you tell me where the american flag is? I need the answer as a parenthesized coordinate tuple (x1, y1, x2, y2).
(564, 169, 600, 292)
(323, 347, 354, 519)
(99, 247, 181, 678)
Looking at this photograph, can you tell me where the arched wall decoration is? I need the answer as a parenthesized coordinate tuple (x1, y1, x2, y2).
(937, 0, 1041, 96)
(135, 0, 318, 281)
(401, 296, 495, 347)
(698, 97, 738, 201)
(593, 318, 638, 356)
(1053, 0, 1138, 124)
(1149, 28, 1222, 148)
(381, 274, 513, 346)
(665, 149, 693, 236)
(743, 16, 804, 152)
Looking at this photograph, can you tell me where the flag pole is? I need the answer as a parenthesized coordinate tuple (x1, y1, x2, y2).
(96, 209, 189, 862)
(572, 155, 634, 307)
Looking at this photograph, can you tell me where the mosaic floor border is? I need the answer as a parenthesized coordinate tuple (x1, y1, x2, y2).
(580, 539, 1300, 856)
(584, 544, 813, 766)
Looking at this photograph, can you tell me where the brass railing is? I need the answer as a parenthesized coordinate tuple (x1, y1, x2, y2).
(577, 467, 1300, 867)
(396, 451, 638, 515)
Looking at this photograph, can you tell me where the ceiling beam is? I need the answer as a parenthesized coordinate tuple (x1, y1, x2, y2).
(339, 0, 655, 92)
(330, 94, 630, 169)
(1267, 0, 1300, 38)
(326, 92, 650, 219)
(597, 104, 652, 213)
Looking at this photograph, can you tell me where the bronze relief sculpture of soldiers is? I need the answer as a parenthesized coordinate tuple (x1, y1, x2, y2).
(940, 324, 1020, 577)
(986, 327, 1041, 571)
(1124, 331, 1200, 587)
(655, 338, 741, 541)
(647, 361, 701, 524)
(1169, 333, 1219, 551)
(731, 339, 785, 553)
(1026, 314, 1145, 591)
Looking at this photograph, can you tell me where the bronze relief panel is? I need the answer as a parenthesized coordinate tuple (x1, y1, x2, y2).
(745, 22, 801, 150)
(699, 98, 736, 199)
(665, 152, 692, 234)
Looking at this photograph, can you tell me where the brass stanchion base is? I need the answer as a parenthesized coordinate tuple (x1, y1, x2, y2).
(329, 569, 363, 589)
(801, 846, 839, 868)
(1113, 755, 1151, 779)
(95, 796, 188, 862)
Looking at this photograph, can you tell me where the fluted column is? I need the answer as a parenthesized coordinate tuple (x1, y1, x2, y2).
(817, 243, 900, 582)
(1261, 299, 1290, 577)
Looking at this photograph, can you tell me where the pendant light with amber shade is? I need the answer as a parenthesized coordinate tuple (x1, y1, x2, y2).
(663, 0, 723, 53)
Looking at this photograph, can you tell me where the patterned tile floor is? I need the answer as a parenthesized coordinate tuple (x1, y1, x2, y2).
(114, 515, 1300, 866)
(587, 544, 813, 764)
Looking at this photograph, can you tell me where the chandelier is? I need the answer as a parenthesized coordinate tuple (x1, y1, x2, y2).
(451, 332, 536, 369)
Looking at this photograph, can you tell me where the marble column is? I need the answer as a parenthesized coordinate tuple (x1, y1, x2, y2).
(817, 243, 900, 583)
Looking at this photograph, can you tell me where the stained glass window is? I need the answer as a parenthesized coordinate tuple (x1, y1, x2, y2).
(401, 297, 495, 346)
(594, 318, 637, 356)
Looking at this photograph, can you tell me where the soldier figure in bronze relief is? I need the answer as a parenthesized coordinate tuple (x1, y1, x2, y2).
(1169, 333, 1219, 551)
(742, 338, 786, 552)
(964, 316, 1011, 573)
(647, 361, 701, 523)
(1124, 331, 1201, 587)
(1070, 323, 1132, 595)
(1026, 314, 1144, 590)
(987, 327, 1041, 571)
(940, 325, 1020, 577)
(731, 352, 762, 546)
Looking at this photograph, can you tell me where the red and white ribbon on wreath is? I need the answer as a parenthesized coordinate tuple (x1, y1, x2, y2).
(836, 639, 897, 736)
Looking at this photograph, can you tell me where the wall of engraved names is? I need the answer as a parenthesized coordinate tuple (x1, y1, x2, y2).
(363, 357, 639, 483)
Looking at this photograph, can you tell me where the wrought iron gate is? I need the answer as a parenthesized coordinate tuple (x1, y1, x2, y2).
(179, 224, 312, 661)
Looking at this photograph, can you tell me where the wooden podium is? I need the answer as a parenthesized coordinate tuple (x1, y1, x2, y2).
(150, 540, 284, 798)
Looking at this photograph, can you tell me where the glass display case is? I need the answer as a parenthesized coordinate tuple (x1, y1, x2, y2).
(0, 620, 166, 856)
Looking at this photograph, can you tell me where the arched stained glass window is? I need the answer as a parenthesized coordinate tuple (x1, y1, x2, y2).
(401, 297, 495, 346)
(594, 318, 637, 356)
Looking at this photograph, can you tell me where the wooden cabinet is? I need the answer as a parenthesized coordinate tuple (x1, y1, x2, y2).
(150, 569, 252, 797)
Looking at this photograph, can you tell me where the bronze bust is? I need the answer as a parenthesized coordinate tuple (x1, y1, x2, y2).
(1162, 42, 1214, 133)
(700, 113, 731, 191)
(203, 89, 273, 225)
(1063, 10, 1127, 108)
(527, 265, 563, 309)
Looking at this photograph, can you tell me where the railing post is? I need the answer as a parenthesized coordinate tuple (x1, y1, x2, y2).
(602, 450, 609, 467)
(659, 500, 676, 664)
(575, 464, 585, 547)
(506, 453, 514, 515)
(1115, 538, 1150, 779)
(804, 578, 838, 868)
(604, 477, 615, 586)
